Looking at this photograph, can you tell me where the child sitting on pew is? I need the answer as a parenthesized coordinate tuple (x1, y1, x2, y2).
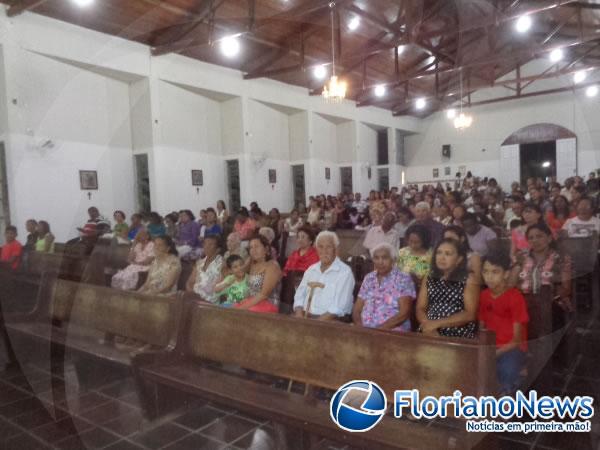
(479, 251, 529, 395)
(214, 255, 249, 307)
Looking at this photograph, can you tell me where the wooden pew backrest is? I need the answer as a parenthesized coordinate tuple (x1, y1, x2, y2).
(184, 305, 496, 400)
(336, 230, 366, 259)
(48, 279, 183, 347)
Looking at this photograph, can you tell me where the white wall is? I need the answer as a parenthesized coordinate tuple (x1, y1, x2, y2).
(2, 45, 135, 242)
(0, 9, 426, 241)
(405, 59, 600, 185)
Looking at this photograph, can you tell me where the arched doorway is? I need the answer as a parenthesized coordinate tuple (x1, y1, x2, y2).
(499, 123, 577, 189)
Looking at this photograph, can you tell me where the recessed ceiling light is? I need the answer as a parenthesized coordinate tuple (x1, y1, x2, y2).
(542, 161, 551, 168)
(220, 36, 240, 58)
(549, 48, 563, 63)
(374, 85, 386, 97)
(586, 85, 598, 97)
(313, 65, 327, 79)
(446, 109, 456, 119)
(515, 15, 532, 33)
(415, 98, 426, 110)
(348, 16, 360, 31)
(573, 70, 587, 84)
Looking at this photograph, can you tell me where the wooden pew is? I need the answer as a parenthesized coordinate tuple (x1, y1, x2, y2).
(133, 303, 496, 450)
(279, 270, 304, 313)
(4, 274, 184, 384)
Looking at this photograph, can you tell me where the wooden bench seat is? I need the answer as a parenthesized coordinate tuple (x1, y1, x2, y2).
(134, 303, 496, 449)
(4, 274, 184, 381)
(140, 361, 485, 450)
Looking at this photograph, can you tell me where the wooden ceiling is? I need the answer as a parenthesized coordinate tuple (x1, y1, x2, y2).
(4, 0, 600, 117)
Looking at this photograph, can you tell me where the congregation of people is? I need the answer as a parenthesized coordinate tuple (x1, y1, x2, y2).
(2, 171, 600, 395)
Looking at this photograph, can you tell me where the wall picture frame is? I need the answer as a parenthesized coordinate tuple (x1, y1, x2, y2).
(79, 170, 98, 190)
(433, 168, 439, 178)
(268, 169, 277, 184)
(191, 169, 203, 186)
(325, 167, 331, 180)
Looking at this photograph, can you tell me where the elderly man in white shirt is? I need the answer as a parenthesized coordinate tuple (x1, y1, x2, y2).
(293, 231, 355, 320)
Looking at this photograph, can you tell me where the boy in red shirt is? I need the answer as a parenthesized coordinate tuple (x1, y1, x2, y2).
(479, 251, 529, 394)
(1, 226, 23, 270)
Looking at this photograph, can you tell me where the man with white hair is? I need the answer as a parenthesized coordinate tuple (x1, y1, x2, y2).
(414, 201, 444, 247)
(293, 231, 355, 320)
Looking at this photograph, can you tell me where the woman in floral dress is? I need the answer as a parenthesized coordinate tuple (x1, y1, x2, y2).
(397, 224, 432, 283)
(353, 243, 416, 331)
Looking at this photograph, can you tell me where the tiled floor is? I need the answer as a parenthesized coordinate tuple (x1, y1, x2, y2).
(2, 314, 600, 449)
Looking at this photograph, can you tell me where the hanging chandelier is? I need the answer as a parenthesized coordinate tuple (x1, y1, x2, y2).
(323, 2, 347, 103)
(453, 69, 473, 130)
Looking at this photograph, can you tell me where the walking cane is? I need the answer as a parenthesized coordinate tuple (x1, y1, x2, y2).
(287, 281, 325, 394)
(304, 282, 325, 318)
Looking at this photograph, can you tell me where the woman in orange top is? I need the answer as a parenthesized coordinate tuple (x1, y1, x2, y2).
(545, 195, 574, 235)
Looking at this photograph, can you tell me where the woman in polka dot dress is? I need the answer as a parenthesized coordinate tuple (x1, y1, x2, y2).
(416, 238, 480, 339)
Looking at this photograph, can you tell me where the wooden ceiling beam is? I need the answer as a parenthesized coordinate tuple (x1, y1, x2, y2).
(419, 0, 579, 40)
(6, 0, 48, 17)
(359, 32, 600, 93)
(242, 19, 321, 78)
(149, 0, 341, 56)
(390, 64, 600, 115)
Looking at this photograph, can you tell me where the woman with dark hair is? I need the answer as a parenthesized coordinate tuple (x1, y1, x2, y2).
(283, 226, 319, 276)
(176, 210, 201, 258)
(113, 211, 128, 238)
(545, 195, 574, 235)
(147, 212, 166, 238)
(112, 228, 154, 290)
(234, 207, 258, 241)
(510, 222, 572, 381)
(138, 235, 181, 296)
(216, 200, 229, 226)
(306, 198, 322, 227)
(452, 204, 467, 226)
(416, 238, 480, 338)
(201, 208, 222, 239)
(234, 235, 281, 313)
(510, 202, 543, 260)
(397, 224, 432, 283)
(164, 213, 179, 239)
(185, 235, 223, 303)
(35, 221, 55, 253)
(443, 225, 482, 280)
(511, 223, 572, 327)
(394, 207, 414, 241)
(128, 214, 143, 241)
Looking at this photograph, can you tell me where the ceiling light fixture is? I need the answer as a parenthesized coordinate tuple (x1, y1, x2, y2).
(515, 15, 532, 33)
(322, 2, 347, 103)
(348, 16, 360, 31)
(586, 85, 598, 98)
(549, 48, 563, 63)
(415, 98, 426, 110)
(313, 65, 327, 79)
(573, 70, 587, 84)
(374, 85, 386, 97)
(542, 161, 551, 168)
(453, 69, 473, 130)
(220, 35, 240, 58)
